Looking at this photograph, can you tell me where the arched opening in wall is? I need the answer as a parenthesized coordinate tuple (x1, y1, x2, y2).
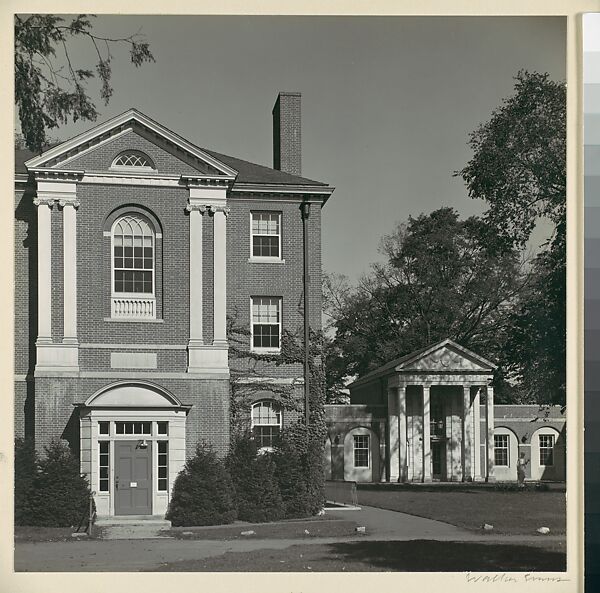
(324, 435, 332, 480)
(343, 426, 380, 483)
(250, 400, 282, 451)
(530, 426, 564, 482)
(492, 426, 519, 482)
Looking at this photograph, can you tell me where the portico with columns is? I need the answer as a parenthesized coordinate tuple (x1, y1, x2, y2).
(347, 339, 497, 483)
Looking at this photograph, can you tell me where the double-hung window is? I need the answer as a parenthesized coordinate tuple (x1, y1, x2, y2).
(494, 434, 509, 466)
(112, 214, 156, 319)
(539, 434, 555, 466)
(353, 435, 370, 467)
(251, 212, 281, 259)
(251, 297, 281, 351)
(251, 400, 282, 449)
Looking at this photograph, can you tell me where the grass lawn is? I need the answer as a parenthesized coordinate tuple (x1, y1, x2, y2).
(168, 517, 359, 540)
(357, 488, 566, 535)
(148, 539, 566, 572)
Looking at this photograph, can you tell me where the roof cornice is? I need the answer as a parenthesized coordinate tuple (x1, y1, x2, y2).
(24, 108, 239, 178)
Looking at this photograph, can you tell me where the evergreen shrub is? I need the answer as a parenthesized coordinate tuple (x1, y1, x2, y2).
(274, 424, 325, 518)
(166, 442, 237, 526)
(26, 440, 91, 527)
(14, 438, 37, 526)
(227, 433, 284, 523)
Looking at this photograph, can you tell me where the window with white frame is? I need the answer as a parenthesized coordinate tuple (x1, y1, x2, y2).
(251, 297, 281, 351)
(157, 441, 168, 491)
(111, 151, 156, 170)
(99, 441, 110, 492)
(539, 434, 555, 466)
(113, 215, 155, 295)
(494, 434, 509, 466)
(251, 212, 281, 259)
(251, 400, 282, 449)
(353, 435, 370, 467)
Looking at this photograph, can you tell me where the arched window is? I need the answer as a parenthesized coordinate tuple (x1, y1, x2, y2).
(111, 151, 155, 170)
(251, 400, 282, 449)
(112, 214, 155, 295)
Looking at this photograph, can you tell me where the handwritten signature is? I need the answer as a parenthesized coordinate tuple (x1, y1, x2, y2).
(466, 573, 570, 584)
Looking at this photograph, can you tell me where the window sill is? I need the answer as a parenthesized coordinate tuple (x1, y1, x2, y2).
(104, 317, 164, 323)
(250, 348, 281, 355)
(247, 257, 285, 264)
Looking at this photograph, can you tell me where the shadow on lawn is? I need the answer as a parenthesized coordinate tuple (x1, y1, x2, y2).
(323, 540, 566, 572)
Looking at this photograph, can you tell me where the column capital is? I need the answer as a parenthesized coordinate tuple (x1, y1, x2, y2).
(185, 202, 208, 214)
(207, 204, 231, 217)
(58, 198, 80, 209)
(33, 197, 55, 208)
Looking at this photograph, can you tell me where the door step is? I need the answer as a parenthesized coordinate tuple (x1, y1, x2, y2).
(96, 516, 172, 540)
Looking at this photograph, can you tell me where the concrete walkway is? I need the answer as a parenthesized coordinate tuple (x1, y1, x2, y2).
(13, 505, 564, 572)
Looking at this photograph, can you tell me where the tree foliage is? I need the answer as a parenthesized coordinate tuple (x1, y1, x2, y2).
(15, 14, 155, 152)
(457, 70, 566, 252)
(457, 70, 566, 404)
(324, 208, 526, 399)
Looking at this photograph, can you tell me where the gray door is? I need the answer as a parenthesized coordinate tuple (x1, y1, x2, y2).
(115, 441, 152, 515)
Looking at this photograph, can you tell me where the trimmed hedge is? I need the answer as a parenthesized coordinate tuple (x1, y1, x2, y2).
(166, 442, 237, 527)
(227, 433, 284, 523)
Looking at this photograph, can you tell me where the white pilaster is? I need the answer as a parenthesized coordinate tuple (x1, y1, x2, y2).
(185, 186, 229, 375)
(485, 385, 496, 482)
(422, 384, 431, 482)
(34, 198, 53, 343)
(473, 387, 482, 481)
(387, 386, 400, 482)
(212, 205, 229, 346)
(463, 385, 472, 481)
(398, 385, 407, 482)
(60, 198, 80, 343)
(187, 202, 205, 353)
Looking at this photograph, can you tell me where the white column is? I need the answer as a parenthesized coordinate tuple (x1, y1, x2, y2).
(473, 387, 482, 481)
(212, 206, 229, 345)
(34, 198, 53, 343)
(462, 385, 472, 481)
(398, 385, 407, 482)
(61, 199, 79, 343)
(187, 204, 205, 346)
(387, 386, 400, 482)
(422, 385, 431, 482)
(485, 385, 496, 482)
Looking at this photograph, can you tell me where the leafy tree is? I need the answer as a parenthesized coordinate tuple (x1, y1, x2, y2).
(15, 14, 155, 152)
(457, 71, 566, 404)
(324, 208, 526, 399)
(457, 70, 566, 252)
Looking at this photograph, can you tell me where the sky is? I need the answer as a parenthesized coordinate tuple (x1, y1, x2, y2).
(22, 15, 566, 282)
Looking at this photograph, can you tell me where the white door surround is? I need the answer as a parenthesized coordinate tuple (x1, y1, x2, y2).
(78, 381, 190, 517)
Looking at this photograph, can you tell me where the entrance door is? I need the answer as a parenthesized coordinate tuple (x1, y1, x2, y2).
(115, 441, 152, 515)
(431, 441, 446, 480)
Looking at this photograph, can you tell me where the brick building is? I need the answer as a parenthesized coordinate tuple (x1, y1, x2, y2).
(14, 92, 334, 517)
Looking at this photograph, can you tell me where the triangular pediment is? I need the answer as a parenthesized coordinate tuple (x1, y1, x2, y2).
(24, 109, 238, 178)
(398, 339, 496, 373)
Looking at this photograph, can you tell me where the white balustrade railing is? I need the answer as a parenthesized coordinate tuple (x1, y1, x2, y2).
(111, 296, 156, 320)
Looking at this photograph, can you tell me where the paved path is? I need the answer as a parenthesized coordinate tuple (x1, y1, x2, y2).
(14, 506, 563, 572)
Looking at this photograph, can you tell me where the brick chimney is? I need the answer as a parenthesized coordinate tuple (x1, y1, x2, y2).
(272, 92, 301, 176)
